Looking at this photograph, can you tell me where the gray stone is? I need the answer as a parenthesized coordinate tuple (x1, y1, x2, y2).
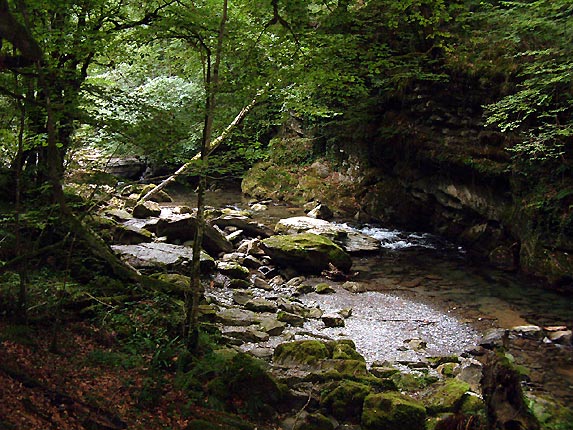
(245, 298, 278, 313)
(278, 311, 306, 327)
(307, 203, 334, 220)
(258, 317, 287, 336)
(342, 281, 366, 293)
(217, 261, 250, 279)
(253, 276, 273, 291)
(156, 215, 233, 255)
(232, 290, 253, 306)
(223, 326, 270, 343)
(111, 242, 215, 272)
(322, 314, 345, 328)
(216, 308, 259, 326)
(132, 200, 161, 218)
(510, 325, 543, 340)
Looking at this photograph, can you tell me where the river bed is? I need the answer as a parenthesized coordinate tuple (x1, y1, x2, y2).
(171, 187, 573, 402)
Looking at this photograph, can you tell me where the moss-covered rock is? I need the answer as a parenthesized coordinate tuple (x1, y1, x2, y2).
(422, 378, 471, 414)
(332, 342, 365, 361)
(292, 412, 335, 430)
(361, 392, 427, 430)
(132, 200, 161, 218)
(273, 340, 330, 367)
(390, 371, 433, 391)
(321, 380, 372, 422)
(261, 233, 352, 274)
(315, 282, 335, 294)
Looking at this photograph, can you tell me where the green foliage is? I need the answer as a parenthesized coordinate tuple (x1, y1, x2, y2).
(459, 0, 573, 165)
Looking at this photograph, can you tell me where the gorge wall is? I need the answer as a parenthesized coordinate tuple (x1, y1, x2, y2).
(242, 78, 573, 291)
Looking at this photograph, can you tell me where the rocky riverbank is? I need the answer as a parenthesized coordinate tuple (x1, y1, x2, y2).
(86, 182, 573, 429)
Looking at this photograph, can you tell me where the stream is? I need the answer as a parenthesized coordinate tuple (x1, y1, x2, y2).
(172, 188, 573, 403)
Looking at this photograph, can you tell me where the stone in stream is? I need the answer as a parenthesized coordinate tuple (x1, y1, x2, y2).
(274, 216, 380, 253)
(222, 326, 270, 343)
(315, 283, 335, 294)
(342, 281, 367, 293)
(132, 200, 162, 218)
(245, 298, 278, 313)
(258, 317, 287, 336)
(277, 311, 306, 327)
(321, 380, 371, 422)
(322, 314, 345, 328)
(216, 308, 259, 326)
(253, 276, 273, 291)
(211, 215, 273, 238)
(155, 215, 233, 255)
(420, 378, 471, 414)
(232, 290, 253, 306)
(261, 233, 352, 274)
(307, 203, 334, 220)
(217, 261, 250, 279)
(510, 325, 544, 340)
(546, 329, 572, 344)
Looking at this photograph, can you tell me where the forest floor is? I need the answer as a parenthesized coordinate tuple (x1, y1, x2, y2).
(0, 317, 255, 430)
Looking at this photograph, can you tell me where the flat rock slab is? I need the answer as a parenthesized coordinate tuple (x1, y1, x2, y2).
(111, 242, 215, 271)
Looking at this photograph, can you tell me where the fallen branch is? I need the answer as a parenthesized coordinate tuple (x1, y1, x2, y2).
(139, 83, 269, 202)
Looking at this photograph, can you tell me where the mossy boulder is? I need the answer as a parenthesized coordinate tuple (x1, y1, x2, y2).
(261, 233, 352, 274)
(362, 392, 427, 430)
(205, 353, 284, 418)
(292, 412, 335, 430)
(422, 378, 471, 414)
(321, 380, 372, 421)
(332, 342, 365, 361)
(273, 340, 330, 367)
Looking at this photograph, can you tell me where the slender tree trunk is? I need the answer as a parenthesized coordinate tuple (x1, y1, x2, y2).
(185, 0, 228, 352)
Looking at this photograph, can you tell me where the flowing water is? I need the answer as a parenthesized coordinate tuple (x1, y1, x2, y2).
(172, 187, 573, 402)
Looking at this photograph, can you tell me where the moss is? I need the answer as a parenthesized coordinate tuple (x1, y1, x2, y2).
(261, 233, 352, 273)
(273, 340, 330, 366)
(423, 379, 471, 415)
(527, 395, 573, 430)
(319, 359, 369, 378)
(321, 380, 372, 422)
(362, 392, 427, 430)
(331, 342, 365, 361)
(391, 371, 433, 391)
(315, 283, 335, 294)
(293, 412, 335, 430)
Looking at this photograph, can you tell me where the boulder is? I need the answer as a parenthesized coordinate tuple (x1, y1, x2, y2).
(132, 200, 161, 218)
(261, 233, 352, 274)
(273, 340, 330, 367)
(307, 203, 334, 220)
(111, 243, 215, 272)
(217, 261, 250, 279)
(212, 215, 273, 238)
(321, 380, 372, 422)
(156, 215, 233, 255)
(361, 392, 426, 430)
(112, 224, 153, 244)
(275, 216, 380, 253)
(421, 379, 471, 414)
(322, 314, 345, 328)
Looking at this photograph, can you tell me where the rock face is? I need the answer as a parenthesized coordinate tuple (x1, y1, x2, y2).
(260, 233, 352, 274)
(275, 217, 380, 253)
